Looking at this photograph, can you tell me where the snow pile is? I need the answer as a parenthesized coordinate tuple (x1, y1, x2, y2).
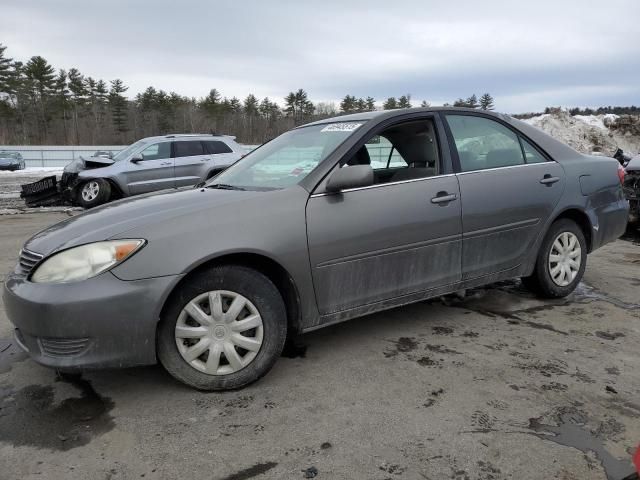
(521, 112, 640, 155)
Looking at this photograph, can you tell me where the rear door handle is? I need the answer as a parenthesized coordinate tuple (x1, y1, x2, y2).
(540, 175, 560, 185)
(160, 162, 172, 166)
(430, 192, 458, 204)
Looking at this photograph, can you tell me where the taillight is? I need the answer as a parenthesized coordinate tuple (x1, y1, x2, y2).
(618, 164, 625, 185)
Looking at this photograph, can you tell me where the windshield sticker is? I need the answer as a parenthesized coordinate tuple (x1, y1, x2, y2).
(321, 122, 363, 133)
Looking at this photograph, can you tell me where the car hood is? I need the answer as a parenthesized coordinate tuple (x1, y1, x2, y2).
(64, 155, 115, 173)
(24, 187, 264, 256)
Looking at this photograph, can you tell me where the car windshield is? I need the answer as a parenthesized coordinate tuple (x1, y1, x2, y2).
(0, 152, 19, 159)
(207, 122, 364, 190)
(112, 139, 148, 162)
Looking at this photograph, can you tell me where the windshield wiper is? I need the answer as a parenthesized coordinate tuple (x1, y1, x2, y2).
(206, 183, 246, 191)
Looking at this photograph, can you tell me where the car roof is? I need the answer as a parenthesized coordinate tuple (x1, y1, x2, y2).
(300, 106, 580, 160)
(300, 106, 514, 127)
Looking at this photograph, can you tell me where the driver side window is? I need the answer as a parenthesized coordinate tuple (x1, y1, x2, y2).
(354, 119, 440, 184)
(140, 142, 171, 161)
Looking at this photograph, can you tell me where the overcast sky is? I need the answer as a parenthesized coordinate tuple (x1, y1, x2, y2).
(3, 0, 639, 113)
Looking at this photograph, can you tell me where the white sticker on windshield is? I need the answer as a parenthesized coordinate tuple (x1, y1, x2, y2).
(321, 122, 363, 133)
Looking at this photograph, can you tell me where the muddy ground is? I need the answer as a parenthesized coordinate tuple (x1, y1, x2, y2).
(0, 213, 639, 480)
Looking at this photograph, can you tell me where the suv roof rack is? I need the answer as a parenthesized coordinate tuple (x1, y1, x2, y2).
(164, 133, 216, 138)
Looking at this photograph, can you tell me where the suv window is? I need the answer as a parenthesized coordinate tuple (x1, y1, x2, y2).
(174, 141, 205, 158)
(445, 114, 525, 172)
(357, 119, 439, 184)
(204, 140, 233, 155)
(140, 142, 171, 160)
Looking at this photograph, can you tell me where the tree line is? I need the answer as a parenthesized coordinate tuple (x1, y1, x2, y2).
(0, 43, 494, 145)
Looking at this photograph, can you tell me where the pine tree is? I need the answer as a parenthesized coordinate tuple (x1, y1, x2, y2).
(383, 97, 398, 110)
(228, 97, 242, 113)
(0, 43, 13, 95)
(109, 78, 128, 138)
(453, 98, 467, 107)
(479, 93, 494, 110)
(398, 94, 412, 109)
(356, 98, 366, 112)
(67, 68, 86, 143)
(24, 56, 55, 141)
(466, 94, 478, 109)
(420, 100, 430, 108)
(243, 94, 259, 116)
(53, 70, 70, 143)
(340, 95, 357, 113)
(200, 88, 222, 116)
(365, 97, 375, 111)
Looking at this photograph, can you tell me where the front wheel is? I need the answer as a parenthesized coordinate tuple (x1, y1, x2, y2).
(157, 265, 287, 391)
(522, 219, 587, 298)
(77, 179, 111, 208)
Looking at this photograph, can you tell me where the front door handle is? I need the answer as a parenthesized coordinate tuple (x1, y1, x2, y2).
(160, 162, 172, 166)
(540, 174, 560, 185)
(430, 192, 458, 204)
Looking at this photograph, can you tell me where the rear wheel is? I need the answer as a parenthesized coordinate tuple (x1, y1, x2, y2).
(77, 179, 111, 208)
(522, 219, 587, 298)
(157, 265, 287, 391)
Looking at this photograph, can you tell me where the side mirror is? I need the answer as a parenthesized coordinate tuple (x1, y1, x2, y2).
(326, 164, 374, 192)
(131, 155, 144, 164)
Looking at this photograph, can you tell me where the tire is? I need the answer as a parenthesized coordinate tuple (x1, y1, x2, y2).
(522, 218, 587, 298)
(76, 179, 111, 208)
(157, 265, 287, 391)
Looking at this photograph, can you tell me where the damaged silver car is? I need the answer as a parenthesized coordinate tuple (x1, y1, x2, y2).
(23, 134, 245, 208)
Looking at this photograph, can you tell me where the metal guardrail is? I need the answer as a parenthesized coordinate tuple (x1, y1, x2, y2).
(0, 144, 394, 169)
(0, 146, 125, 168)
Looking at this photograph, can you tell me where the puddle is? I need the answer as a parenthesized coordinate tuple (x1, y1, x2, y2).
(219, 462, 278, 480)
(0, 337, 28, 374)
(0, 373, 114, 450)
(528, 412, 635, 480)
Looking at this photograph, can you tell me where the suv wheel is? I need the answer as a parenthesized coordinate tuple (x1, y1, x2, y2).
(157, 265, 287, 391)
(77, 179, 111, 208)
(522, 218, 587, 298)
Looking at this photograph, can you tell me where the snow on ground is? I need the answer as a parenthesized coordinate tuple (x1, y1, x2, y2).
(522, 111, 640, 155)
(0, 167, 63, 177)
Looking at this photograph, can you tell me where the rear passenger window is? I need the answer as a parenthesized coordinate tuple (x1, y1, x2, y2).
(445, 115, 525, 172)
(174, 141, 204, 158)
(204, 141, 233, 155)
(520, 138, 547, 164)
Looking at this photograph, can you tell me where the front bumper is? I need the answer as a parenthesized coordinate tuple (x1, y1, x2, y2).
(3, 270, 181, 369)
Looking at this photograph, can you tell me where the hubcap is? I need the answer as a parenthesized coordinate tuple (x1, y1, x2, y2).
(175, 290, 264, 376)
(548, 231, 581, 287)
(81, 181, 100, 202)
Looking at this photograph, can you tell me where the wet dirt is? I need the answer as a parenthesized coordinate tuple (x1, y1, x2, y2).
(0, 374, 114, 450)
(528, 410, 636, 480)
(0, 337, 28, 374)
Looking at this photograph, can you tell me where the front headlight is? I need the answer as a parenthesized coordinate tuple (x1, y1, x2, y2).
(31, 239, 145, 284)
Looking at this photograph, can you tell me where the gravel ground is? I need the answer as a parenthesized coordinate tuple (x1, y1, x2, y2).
(0, 213, 639, 480)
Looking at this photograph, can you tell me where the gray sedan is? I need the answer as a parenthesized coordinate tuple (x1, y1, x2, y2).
(4, 108, 628, 390)
(0, 151, 26, 171)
